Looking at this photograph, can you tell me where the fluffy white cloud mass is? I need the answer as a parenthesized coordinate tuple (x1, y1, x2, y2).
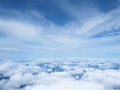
(0, 59, 120, 90)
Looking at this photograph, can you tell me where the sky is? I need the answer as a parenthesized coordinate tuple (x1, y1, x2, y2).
(0, 0, 120, 58)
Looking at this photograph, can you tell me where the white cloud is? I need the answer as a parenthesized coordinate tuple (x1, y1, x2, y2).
(0, 19, 41, 41)
(25, 80, 104, 90)
(0, 59, 120, 90)
(0, 7, 120, 57)
(64, 7, 120, 38)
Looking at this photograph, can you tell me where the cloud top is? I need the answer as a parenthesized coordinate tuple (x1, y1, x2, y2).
(0, 59, 120, 90)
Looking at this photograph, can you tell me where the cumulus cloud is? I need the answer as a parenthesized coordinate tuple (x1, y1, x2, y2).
(0, 59, 120, 90)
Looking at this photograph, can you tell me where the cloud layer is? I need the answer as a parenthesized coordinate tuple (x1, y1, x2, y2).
(0, 59, 120, 90)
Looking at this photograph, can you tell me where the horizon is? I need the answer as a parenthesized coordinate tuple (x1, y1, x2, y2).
(0, 0, 120, 90)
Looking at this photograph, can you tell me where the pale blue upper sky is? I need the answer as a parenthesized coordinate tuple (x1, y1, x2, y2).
(0, 0, 120, 58)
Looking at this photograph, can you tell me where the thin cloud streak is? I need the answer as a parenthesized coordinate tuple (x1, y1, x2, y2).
(0, 6, 120, 58)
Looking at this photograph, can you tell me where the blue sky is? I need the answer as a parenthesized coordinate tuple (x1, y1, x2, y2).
(0, 0, 120, 58)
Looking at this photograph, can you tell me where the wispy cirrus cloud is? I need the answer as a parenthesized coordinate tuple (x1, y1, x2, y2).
(0, 5, 120, 58)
